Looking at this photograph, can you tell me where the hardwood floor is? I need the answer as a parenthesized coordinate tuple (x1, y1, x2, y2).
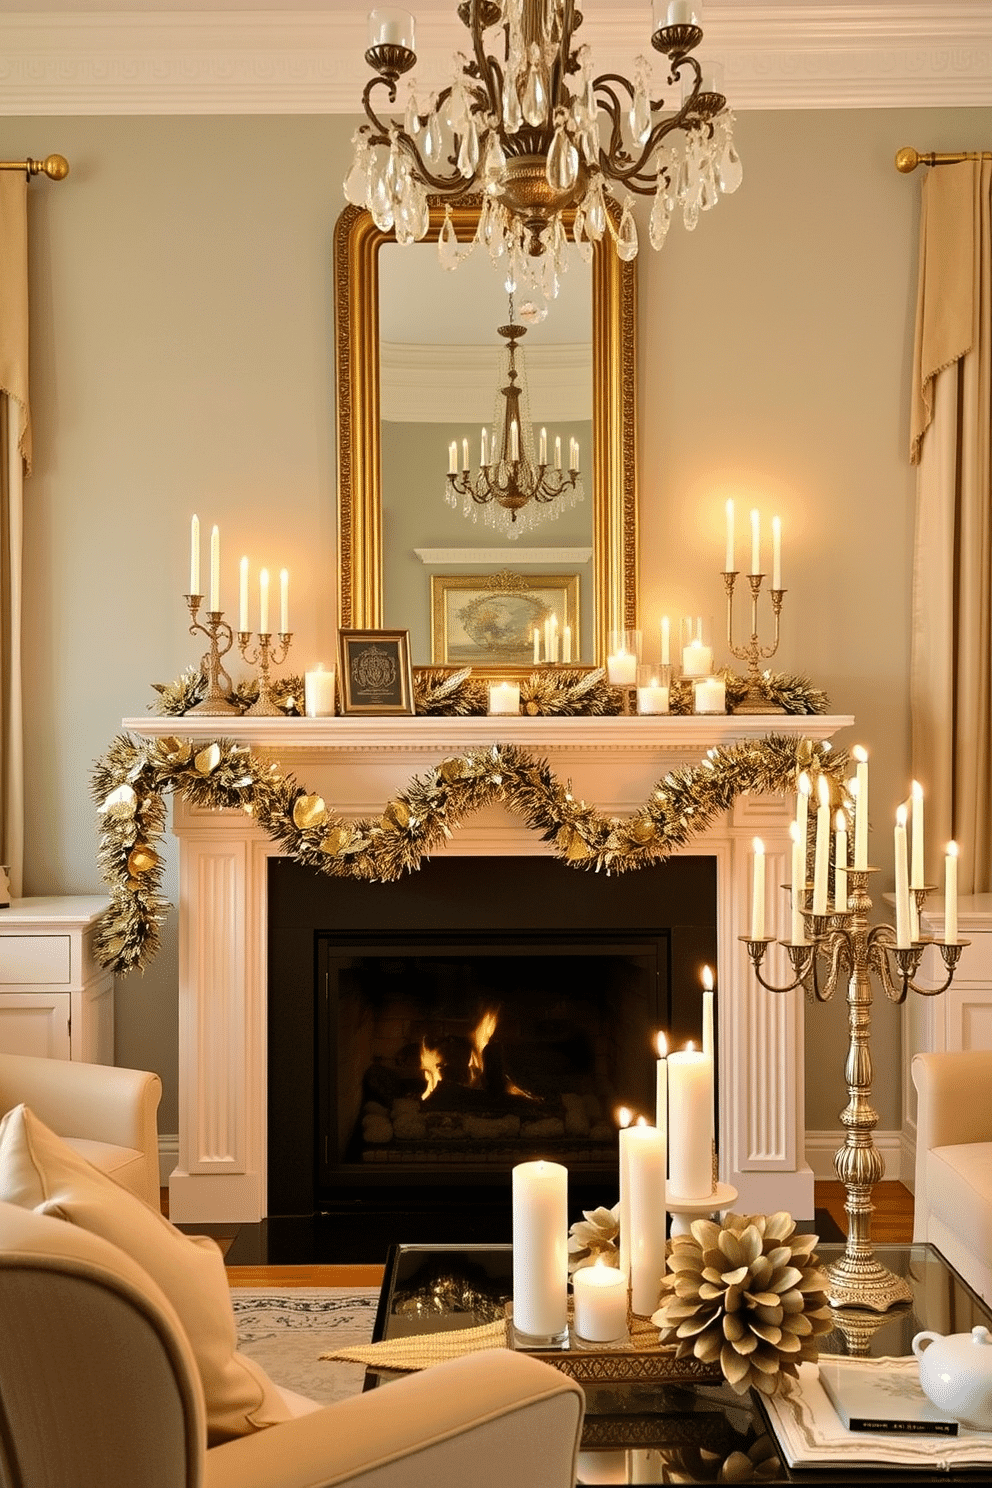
(162, 1181, 915, 1287)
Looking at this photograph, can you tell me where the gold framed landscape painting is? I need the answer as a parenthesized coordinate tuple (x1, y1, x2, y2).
(431, 570, 580, 668)
(337, 629, 415, 715)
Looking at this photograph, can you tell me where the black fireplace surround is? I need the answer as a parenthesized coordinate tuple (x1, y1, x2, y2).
(267, 854, 717, 1250)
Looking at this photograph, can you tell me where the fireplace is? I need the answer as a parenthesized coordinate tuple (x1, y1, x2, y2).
(267, 854, 717, 1227)
(128, 711, 850, 1226)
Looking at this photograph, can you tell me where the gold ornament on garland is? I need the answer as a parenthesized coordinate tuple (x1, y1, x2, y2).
(92, 731, 847, 977)
(651, 1212, 832, 1397)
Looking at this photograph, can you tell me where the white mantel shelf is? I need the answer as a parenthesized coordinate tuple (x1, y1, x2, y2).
(140, 711, 855, 1226)
(123, 714, 852, 752)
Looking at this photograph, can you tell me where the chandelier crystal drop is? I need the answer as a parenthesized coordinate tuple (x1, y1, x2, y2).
(348, 0, 742, 300)
(445, 294, 584, 539)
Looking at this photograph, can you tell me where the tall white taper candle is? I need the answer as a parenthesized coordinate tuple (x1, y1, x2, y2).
(945, 841, 959, 943)
(190, 514, 200, 595)
(894, 804, 911, 948)
(209, 525, 220, 611)
(751, 837, 766, 940)
(853, 746, 869, 869)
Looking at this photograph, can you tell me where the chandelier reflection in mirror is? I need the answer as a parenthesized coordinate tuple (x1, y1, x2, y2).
(445, 293, 584, 538)
(344, 0, 743, 302)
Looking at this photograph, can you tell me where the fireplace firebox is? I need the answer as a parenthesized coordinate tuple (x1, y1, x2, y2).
(268, 853, 717, 1245)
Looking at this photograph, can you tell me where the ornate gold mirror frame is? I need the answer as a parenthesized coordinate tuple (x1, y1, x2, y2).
(333, 200, 637, 668)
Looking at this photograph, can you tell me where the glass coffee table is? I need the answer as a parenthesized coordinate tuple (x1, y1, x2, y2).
(367, 1240, 992, 1484)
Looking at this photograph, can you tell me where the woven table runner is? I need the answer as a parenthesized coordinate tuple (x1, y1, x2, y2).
(320, 1318, 511, 1370)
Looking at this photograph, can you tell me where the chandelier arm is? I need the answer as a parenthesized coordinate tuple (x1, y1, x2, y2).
(464, 1, 504, 120)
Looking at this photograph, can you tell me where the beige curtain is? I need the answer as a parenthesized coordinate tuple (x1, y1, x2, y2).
(910, 159, 992, 895)
(0, 172, 31, 899)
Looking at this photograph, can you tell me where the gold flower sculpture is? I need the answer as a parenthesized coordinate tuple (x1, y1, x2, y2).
(567, 1204, 621, 1274)
(652, 1213, 832, 1397)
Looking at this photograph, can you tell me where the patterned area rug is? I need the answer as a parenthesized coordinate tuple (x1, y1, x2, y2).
(231, 1288, 379, 1406)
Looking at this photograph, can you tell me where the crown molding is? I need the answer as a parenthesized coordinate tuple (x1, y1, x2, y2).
(0, 6, 989, 115)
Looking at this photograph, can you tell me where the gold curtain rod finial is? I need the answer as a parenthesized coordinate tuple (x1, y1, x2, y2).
(33, 155, 69, 180)
(895, 146, 921, 173)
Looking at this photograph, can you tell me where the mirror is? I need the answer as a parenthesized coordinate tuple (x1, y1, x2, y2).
(333, 200, 637, 672)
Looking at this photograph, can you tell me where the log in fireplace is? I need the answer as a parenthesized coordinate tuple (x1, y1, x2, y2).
(267, 853, 717, 1247)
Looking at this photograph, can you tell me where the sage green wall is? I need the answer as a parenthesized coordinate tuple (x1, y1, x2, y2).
(4, 106, 986, 1139)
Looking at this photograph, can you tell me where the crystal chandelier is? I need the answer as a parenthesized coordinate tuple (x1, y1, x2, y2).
(344, 0, 742, 300)
(445, 294, 584, 538)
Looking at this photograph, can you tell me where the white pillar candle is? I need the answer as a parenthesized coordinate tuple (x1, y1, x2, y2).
(660, 615, 670, 665)
(812, 774, 831, 915)
(772, 515, 782, 589)
(239, 556, 249, 632)
(637, 683, 669, 715)
(279, 568, 289, 633)
(894, 804, 912, 948)
(667, 2, 696, 25)
(563, 625, 572, 664)
(834, 810, 848, 913)
(751, 837, 766, 940)
(853, 746, 869, 869)
(607, 650, 637, 685)
(693, 677, 725, 714)
(625, 1123, 667, 1316)
(259, 568, 269, 633)
(911, 780, 925, 889)
(616, 1108, 633, 1281)
(448, 440, 458, 474)
(189, 514, 200, 595)
(209, 524, 221, 611)
(750, 508, 760, 574)
(539, 426, 547, 465)
(945, 841, 959, 943)
(572, 1260, 627, 1342)
(681, 640, 713, 678)
(304, 665, 336, 718)
(667, 1045, 713, 1200)
(533, 627, 541, 665)
(368, 9, 415, 49)
(790, 821, 807, 945)
(655, 1032, 668, 1136)
(725, 498, 735, 571)
(511, 1160, 568, 1340)
(488, 681, 519, 715)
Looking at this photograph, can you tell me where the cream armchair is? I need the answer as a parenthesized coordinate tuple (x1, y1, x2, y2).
(912, 1048, 992, 1304)
(0, 1050, 162, 1207)
(0, 1200, 585, 1488)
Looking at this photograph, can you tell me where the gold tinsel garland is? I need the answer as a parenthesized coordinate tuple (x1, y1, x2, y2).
(152, 665, 828, 720)
(92, 732, 847, 977)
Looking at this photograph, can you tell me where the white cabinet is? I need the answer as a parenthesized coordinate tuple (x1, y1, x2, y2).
(0, 897, 113, 1063)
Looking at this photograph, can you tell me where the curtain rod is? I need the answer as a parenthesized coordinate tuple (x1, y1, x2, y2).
(896, 147, 991, 173)
(0, 155, 69, 180)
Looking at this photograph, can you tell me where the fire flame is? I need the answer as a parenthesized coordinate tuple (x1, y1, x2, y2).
(468, 1008, 499, 1087)
(420, 1038, 443, 1101)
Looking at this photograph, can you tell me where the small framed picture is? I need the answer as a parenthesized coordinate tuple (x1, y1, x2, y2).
(337, 629, 415, 715)
(431, 570, 580, 668)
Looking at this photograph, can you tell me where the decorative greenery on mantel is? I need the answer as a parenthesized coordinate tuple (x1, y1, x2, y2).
(152, 664, 829, 720)
(93, 729, 848, 978)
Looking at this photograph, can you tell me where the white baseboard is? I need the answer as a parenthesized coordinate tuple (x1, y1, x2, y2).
(805, 1129, 905, 1184)
(158, 1134, 178, 1187)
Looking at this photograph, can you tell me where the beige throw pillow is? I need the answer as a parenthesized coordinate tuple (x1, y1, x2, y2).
(0, 1103, 295, 1444)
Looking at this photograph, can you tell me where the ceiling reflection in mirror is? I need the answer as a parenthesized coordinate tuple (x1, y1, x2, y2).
(333, 202, 637, 673)
(379, 245, 593, 666)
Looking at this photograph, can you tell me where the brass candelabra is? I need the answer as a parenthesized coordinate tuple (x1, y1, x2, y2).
(722, 570, 785, 713)
(742, 868, 967, 1312)
(184, 595, 240, 715)
(237, 629, 293, 717)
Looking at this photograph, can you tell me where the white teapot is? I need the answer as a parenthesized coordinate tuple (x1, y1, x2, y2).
(913, 1325, 992, 1431)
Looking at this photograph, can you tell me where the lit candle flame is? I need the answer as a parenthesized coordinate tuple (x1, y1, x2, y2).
(617, 1106, 633, 1129)
(655, 1030, 668, 1058)
(701, 965, 713, 992)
